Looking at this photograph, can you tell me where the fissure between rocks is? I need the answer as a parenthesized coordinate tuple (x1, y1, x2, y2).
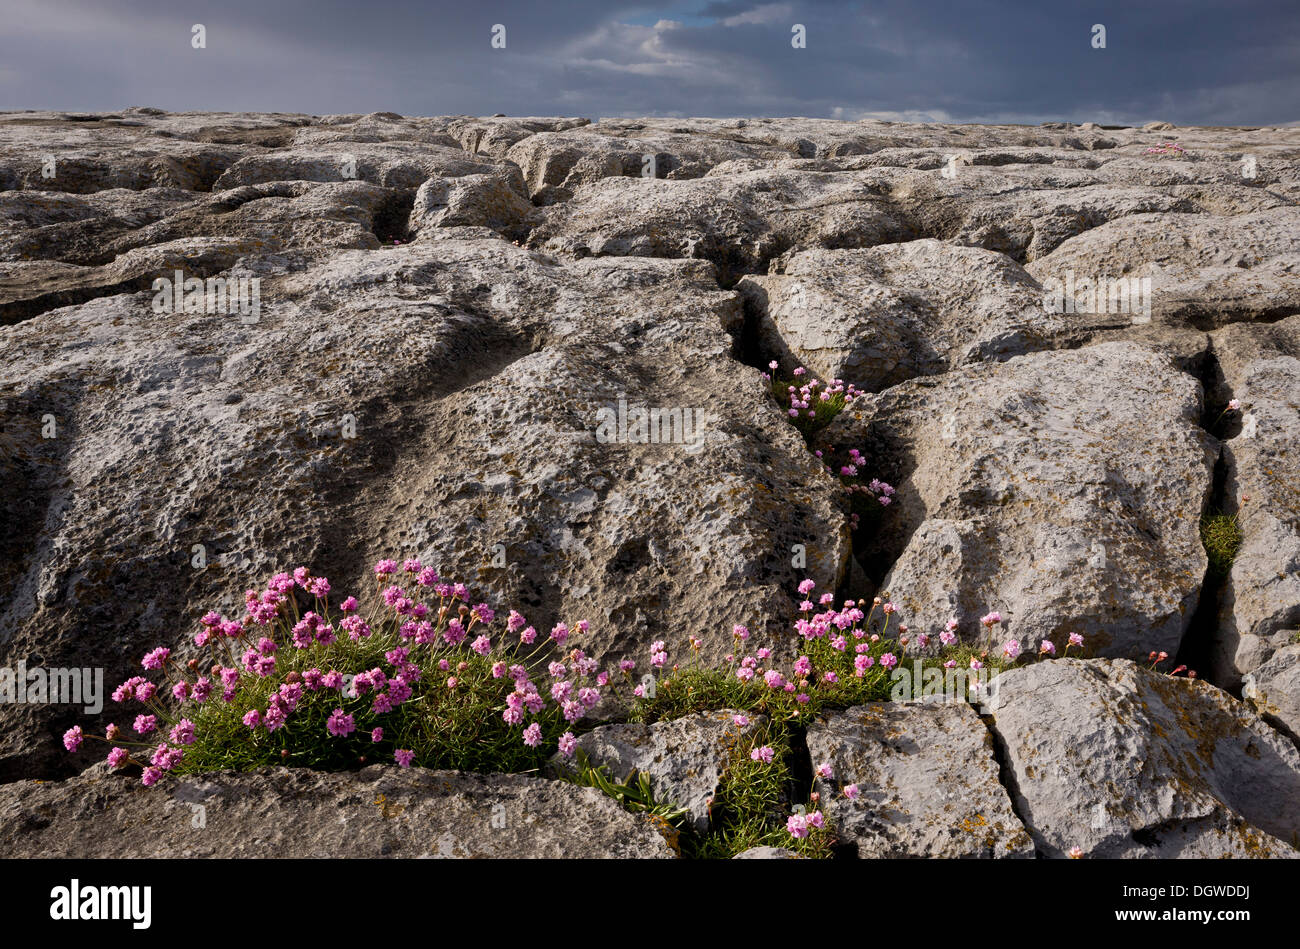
(1176, 341, 1237, 693)
(977, 711, 1043, 858)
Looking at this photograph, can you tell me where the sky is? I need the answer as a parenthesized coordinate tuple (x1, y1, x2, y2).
(1, 0, 1297, 126)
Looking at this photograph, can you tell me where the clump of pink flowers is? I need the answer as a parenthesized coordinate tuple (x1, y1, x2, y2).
(763, 362, 865, 436)
(1143, 141, 1186, 156)
(65, 560, 615, 784)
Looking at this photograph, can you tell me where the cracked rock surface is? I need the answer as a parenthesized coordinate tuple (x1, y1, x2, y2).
(807, 700, 1034, 858)
(985, 658, 1300, 858)
(1, 110, 1299, 859)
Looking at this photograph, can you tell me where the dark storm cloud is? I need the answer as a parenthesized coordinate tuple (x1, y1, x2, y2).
(0, 0, 1296, 124)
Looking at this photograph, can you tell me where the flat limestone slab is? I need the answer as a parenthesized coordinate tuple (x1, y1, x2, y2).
(0, 764, 677, 858)
(807, 700, 1034, 858)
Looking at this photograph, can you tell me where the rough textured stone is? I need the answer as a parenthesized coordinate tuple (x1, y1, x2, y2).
(807, 701, 1033, 858)
(408, 172, 536, 241)
(733, 845, 803, 858)
(527, 168, 908, 281)
(3, 110, 1299, 824)
(986, 658, 1300, 858)
(0, 765, 677, 858)
(0, 238, 847, 778)
(1242, 643, 1300, 741)
(827, 343, 1215, 659)
(551, 709, 762, 832)
(737, 239, 1064, 391)
(1207, 316, 1300, 685)
(1028, 208, 1300, 328)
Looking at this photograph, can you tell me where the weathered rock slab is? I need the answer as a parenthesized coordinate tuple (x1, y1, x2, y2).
(807, 700, 1033, 858)
(986, 658, 1300, 858)
(829, 342, 1215, 660)
(0, 765, 677, 858)
(551, 708, 762, 832)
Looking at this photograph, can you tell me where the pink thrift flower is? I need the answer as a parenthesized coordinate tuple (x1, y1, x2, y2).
(63, 726, 83, 752)
(733, 714, 749, 728)
(394, 749, 415, 768)
(558, 731, 577, 757)
(522, 722, 542, 747)
(371, 727, 384, 743)
(843, 784, 860, 800)
(751, 746, 775, 764)
(786, 813, 808, 839)
(326, 709, 355, 737)
(141, 766, 162, 787)
(107, 747, 128, 768)
(1003, 640, 1022, 660)
(242, 709, 261, 729)
(141, 647, 170, 670)
(133, 714, 157, 735)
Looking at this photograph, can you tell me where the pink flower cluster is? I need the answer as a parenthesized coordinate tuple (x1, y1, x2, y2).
(763, 363, 865, 427)
(68, 560, 602, 783)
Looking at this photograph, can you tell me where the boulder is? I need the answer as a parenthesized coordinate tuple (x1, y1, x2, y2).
(985, 658, 1300, 857)
(826, 342, 1215, 659)
(737, 239, 1065, 391)
(807, 701, 1033, 857)
(550, 709, 763, 832)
